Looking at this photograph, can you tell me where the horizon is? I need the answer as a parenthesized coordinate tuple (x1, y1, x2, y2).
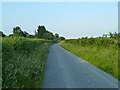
(2, 2, 118, 39)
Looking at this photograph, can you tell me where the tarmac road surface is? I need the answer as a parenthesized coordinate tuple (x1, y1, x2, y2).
(43, 43, 118, 88)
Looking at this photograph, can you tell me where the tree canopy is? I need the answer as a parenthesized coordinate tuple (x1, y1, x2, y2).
(13, 26, 29, 37)
(34, 25, 65, 41)
(5, 25, 65, 41)
(0, 31, 6, 37)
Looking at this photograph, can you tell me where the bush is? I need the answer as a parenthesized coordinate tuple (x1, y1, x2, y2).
(60, 37, 118, 79)
(2, 37, 55, 88)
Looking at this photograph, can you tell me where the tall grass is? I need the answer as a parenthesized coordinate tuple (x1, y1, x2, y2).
(60, 38, 118, 79)
(2, 37, 55, 88)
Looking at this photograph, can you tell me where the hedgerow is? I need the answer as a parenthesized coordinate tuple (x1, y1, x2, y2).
(60, 37, 118, 79)
(2, 37, 55, 88)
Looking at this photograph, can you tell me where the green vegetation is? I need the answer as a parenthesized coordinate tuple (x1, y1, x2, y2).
(6, 25, 65, 41)
(60, 32, 119, 79)
(2, 37, 55, 88)
(0, 31, 5, 37)
(1, 25, 65, 88)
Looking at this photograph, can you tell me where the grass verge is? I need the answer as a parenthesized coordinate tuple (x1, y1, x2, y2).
(60, 40, 118, 79)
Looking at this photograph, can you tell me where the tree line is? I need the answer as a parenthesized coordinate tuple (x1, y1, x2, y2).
(79, 32, 120, 39)
(1, 25, 65, 41)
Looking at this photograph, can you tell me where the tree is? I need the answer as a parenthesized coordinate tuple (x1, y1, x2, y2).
(0, 31, 6, 37)
(55, 33, 59, 38)
(9, 34, 13, 37)
(13, 26, 29, 37)
(36, 25, 46, 38)
(59, 37, 65, 40)
(35, 30, 37, 34)
(23, 31, 29, 37)
(43, 33, 48, 39)
(27, 35, 35, 38)
(84, 36, 88, 39)
(103, 34, 108, 38)
(13, 26, 23, 37)
(109, 32, 113, 38)
(113, 32, 118, 39)
(48, 32, 54, 40)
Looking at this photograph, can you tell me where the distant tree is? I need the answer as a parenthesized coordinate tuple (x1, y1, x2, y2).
(113, 32, 118, 39)
(23, 31, 29, 37)
(103, 34, 108, 38)
(0, 31, 6, 37)
(82, 37, 84, 39)
(9, 34, 13, 37)
(48, 32, 54, 40)
(36, 25, 46, 38)
(13, 26, 29, 37)
(35, 30, 37, 34)
(43, 33, 48, 39)
(84, 36, 88, 39)
(55, 33, 59, 38)
(27, 35, 35, 38)
(35, 25, 59, 40)
(34, 33, 38, 38)
(82, 36, 88, 39)
(13, 26, 23, 37)
(59, 37, 65, 40)
(109, 32, 114, 38)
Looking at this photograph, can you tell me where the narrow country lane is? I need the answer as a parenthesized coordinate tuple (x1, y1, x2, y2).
(43, 43, 118, 88)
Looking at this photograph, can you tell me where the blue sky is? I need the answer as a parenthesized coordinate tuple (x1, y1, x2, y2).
(2, 2, 118, 39)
